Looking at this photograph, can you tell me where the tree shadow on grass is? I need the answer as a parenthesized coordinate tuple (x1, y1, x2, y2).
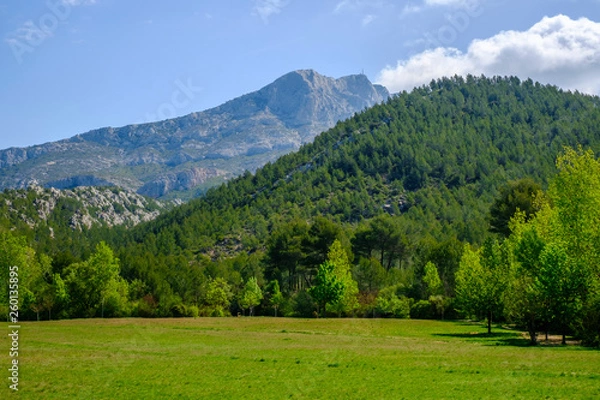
(432, 330, 532, 347)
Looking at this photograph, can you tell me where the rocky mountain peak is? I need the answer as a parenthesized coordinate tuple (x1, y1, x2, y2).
(0, 70, 389, 200)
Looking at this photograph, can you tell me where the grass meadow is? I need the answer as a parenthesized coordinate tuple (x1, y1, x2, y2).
(2, 318, 599, 399)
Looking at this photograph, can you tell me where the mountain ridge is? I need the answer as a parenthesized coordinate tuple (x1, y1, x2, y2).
(0, 70, 389, 199)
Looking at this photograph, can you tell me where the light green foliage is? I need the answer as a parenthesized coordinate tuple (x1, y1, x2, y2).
(204, 278, 233, 317)
(455, 245, 483, 314)
(28, 253, 53, 320)
(375, 285, 411, 318)
(238, 277, 263, 316)
(308, 261, 344, 317)
(52, 273, 69, 318)
(423, 261, 443, 297)
(327, 240, 359, 316)
(455, 240, 507, 333)
(505, 226, 546, 344)
(0, 230, 44, 319)
(507, 147, 600, 344)
(537, 244, 586, 343)
(266, 280, 284, 317)
(548, 148, 600, 283)
(423, 261, 448, 319)
(63, 241, 127, 318)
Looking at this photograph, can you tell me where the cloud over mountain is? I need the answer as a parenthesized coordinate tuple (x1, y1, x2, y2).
(378, 15, 600, 95)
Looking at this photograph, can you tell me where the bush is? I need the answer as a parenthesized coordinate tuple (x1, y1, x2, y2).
(170, 304, 187, 318)
(186, 305, 199, 318)
(579, 294, 600, 347)
(136, 294, 158, 318)
(376, 286, 412, 318)
(102, 291, 132, 318)
(410, 300, 436, 319)
(289, 290, 317, 318)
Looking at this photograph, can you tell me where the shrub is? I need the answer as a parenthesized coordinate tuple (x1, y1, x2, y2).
(410, 300, 436, 319)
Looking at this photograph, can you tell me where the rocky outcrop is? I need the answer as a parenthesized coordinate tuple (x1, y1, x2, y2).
(138, 167, 226, 198)
(1, 185, 167, 230)
(0, 70, 389, 199)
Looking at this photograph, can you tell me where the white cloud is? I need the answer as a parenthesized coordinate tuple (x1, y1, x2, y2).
(401, 0, 481, 17)
(377, 15, 600, 95)
(400, 4, 423, 18)
(253, 0, 288, 23)
(362, 14, 376, 27)
(424, 0, 478, 7)
(334, 0, 388, 14)
(60, 0, 96, 5)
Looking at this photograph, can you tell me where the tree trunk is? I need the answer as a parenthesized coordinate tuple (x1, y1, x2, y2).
(562, 333, 566, 345)
(487, 311, 492, 334)
(527, 318, 538, 345)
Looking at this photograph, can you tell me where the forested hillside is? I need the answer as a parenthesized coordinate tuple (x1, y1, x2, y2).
(2, 76, 600, 344)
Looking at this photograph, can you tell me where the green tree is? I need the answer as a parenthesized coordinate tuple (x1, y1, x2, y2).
(63, 241, 126, 318)
(423, 261, 447, 319)
(204, 278, 232, 317)
(455, 241, 507, 334)
(327, 240, 359, 317)
(308, 261, 344, 318)
(354, 256, 386, 293)
(266, 220, 308, 292)
(506, 225, 546, 345)
(375, 285, 411, 318)
(266, 280, 284, 317)
(490, 178, 542, 237)
(238, 277, 263, 316)
(537, 244, 587, 344)
(0, 231, 45, 320)
(352, 215, 408, 271)
(423, 261, 442, 297)
(506, 147, 600, 344)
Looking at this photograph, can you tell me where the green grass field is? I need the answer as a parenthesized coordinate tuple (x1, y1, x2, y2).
(2, 318, 599, 399)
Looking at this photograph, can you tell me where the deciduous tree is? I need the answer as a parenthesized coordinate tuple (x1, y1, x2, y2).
(308, 261, 344, 318)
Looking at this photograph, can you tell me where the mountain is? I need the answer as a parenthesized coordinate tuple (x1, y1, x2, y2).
(0, 70, 389, 199)
(6, 75, 600, 320)
(33, 74, 594, 320)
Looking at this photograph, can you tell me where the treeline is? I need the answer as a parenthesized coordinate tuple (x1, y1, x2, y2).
(2, 149, 599, 346)
(455, 147, 600, 346)
(1, 76, 600, 345)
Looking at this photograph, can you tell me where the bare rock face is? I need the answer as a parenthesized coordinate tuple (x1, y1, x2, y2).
(0, 70, 389, 199)
(138, 167, 227, 198)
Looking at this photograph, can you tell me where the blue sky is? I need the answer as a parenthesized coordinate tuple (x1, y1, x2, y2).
(1, 0, 599, 150)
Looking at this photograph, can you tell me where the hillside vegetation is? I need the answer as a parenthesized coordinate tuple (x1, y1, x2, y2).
(2, 76, 600, 344)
